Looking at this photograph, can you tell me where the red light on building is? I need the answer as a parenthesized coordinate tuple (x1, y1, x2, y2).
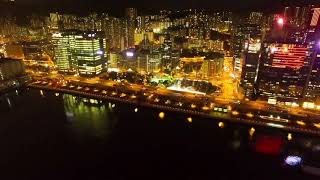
(270, 44, 307, 69)
(254, 135, 284, 156)
(277, 17, 284, 25)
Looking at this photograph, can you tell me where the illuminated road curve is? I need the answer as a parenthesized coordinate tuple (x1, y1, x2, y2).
(28, 82, 320, 136)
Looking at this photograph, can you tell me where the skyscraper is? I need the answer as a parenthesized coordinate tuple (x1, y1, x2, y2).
(304, 7, 320, 101)
(121, 17, 135, 49)
(233, 23, 262, 75)
(52, 31, 77, 73)
(240, 38, 262, 99)
(104, 17, 121, 50)
(74, 32, 107, 76)
(257, 42, 309, 102)
(53, 31, 107, 76)
(161, 34, 173, 71)
(123, 8, 137, 49)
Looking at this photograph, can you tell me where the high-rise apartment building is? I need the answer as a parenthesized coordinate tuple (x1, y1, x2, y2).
(200, 55, 224, 79)
(249, 12, 263, 25)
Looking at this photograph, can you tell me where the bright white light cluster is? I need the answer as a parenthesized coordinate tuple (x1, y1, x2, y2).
(284, 156, 302, 166)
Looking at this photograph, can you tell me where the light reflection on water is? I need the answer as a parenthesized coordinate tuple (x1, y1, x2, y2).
(62, 94, 117, 139)
(6, 96, 12, 108)
(2, 89, 320, 178)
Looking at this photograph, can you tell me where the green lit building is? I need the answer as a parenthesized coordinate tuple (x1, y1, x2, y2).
(75, 32, 107, 76)
(52, 31, 77, 73)
(53, 31, 107, 76)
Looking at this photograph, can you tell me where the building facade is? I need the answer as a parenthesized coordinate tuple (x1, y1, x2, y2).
(53, 31, 107, 76)
(257, 43, 309, 102)
(74, 32, 107, 76)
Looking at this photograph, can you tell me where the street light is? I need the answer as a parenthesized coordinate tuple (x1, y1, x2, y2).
(249, 127, 255, 137)
(159, 112, 165, 119)
(287, 133, 293, 141)
(218, 122, 225, 128)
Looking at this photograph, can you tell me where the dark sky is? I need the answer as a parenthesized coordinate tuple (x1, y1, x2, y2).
(12, 0, 320, 16)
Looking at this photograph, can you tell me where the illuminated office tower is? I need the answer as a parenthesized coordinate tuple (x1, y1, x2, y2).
(233, 24, 262, 74)
(241, 53, 260, 99)
(74, 32, 107, 76)
(52, 31, 77, 73)
(304, 7, 320, 100)
(257, 43, 309, 103)
(161, 34, 181, 72)
(240, 39, 262, 99)
(53, 31, 107, 76)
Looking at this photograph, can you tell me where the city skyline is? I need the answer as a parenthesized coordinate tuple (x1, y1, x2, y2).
(2, 3, 320, 179)
(3, 0, 319, 16)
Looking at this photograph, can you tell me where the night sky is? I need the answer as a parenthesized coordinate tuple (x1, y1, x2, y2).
(10, 0, 320, 16)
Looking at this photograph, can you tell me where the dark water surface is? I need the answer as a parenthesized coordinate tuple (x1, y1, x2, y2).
(0, 89, 318, 179)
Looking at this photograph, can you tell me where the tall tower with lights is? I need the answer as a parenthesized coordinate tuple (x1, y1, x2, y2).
(53, 31, 107, 76)
(256, 15, 310, 103)
(74, 32, 107, 76)
(304, 8, 320, 101)
(52, 31, 77, 73)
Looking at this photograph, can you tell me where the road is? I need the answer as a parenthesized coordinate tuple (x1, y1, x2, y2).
(28, 73, 320, 136)
(31, 72, 320, 119)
